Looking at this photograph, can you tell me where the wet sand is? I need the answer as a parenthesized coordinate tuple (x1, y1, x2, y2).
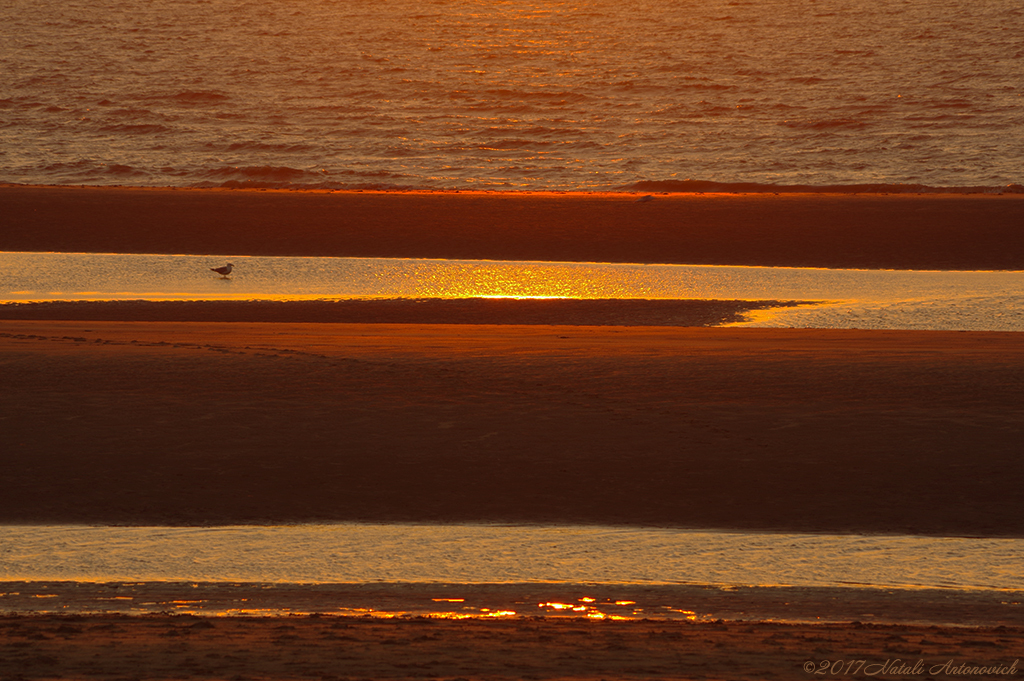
(0, 297, 801, 327)
(2, 186, 1023, 678)
(4, 187, 1018, 532)
(2, 184, 1023, 269)
(2, 321, 1022, 535)
(5, 582, 1021, 626)
(1, 610, 1020, 681)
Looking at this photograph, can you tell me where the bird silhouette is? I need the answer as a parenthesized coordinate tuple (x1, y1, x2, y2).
(210, 263, 234, 278)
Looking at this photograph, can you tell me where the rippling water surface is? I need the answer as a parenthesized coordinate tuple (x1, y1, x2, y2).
(2, 524, 1021, 591)
(1, 0, 1020, 190)
(3, 252, 1023, 330)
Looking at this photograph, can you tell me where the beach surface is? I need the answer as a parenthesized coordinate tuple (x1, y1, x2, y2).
(3, 186, 1023, 678)
(3, 184, 1024, 270)
(1, 610, 1020, 681)
(2, 321, 1022, 535)
(4, 188, 1019, 533)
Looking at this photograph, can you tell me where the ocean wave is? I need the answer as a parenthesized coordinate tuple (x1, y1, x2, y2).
(101, 164, 145, 176)
(139, 90, 230, 104)
(926, 99, 974, 109)
(200, 166, 313, 181)
(191, 179, 430, 191)
(482, 88, 590, 102)
(194, 166, 417, 186)
(779, 118, 869, 130)
(172, 90, 229, 103)
(34, 160, 150, 180)
(473, 138, 559, 150)
(97, 123, 172, 134)
(222, 141, 315, 153)
(622, 180, 1024, 194)
(677, 82, 735, 90)
(102, 108, 163, 119)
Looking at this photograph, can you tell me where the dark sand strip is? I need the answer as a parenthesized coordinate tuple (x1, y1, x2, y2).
(2, 322, 1021, 536)
(2, 185, 1023, 270)
(0, 298, 802, 326)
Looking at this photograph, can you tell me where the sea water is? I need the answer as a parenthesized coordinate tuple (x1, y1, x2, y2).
(1, 523, 1022, 621)
(1, 0, 1021, 191)
(2, 524, 1021, 591)
(2, 251, 1023, 331)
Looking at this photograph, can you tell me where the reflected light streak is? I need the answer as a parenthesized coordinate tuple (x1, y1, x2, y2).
(536, 599, 643, 620)
(413, 261, 638, 299)
(662, 607, 699, 621)
(165, 608, 516, 620)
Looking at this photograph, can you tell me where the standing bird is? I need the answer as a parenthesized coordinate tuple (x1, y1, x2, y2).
(210, 263, 234, 278)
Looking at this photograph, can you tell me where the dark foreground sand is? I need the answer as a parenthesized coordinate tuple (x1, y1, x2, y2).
(1, 610, 1020, 681)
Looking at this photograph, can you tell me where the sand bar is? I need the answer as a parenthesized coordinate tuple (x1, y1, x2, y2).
(0, 298, 800, 326)
(2, 321, 1021, 535)
(2, 184, 1023, 270)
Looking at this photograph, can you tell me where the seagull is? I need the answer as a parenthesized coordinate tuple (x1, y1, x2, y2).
(635, 194, 655, 203)
(210, 263, 234, 278)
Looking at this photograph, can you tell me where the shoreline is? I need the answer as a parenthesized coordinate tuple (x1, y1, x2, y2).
(3, 184, 1023, 270)
(3, 576, 1022, 679)
(3, 581, 1021, 627)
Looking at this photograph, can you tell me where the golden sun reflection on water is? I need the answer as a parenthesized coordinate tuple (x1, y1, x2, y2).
(82, 603, 660, 622)
(412, 262, 640, 299)
(535, 597, 650, 621)
(6, 252, 1024, 332)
